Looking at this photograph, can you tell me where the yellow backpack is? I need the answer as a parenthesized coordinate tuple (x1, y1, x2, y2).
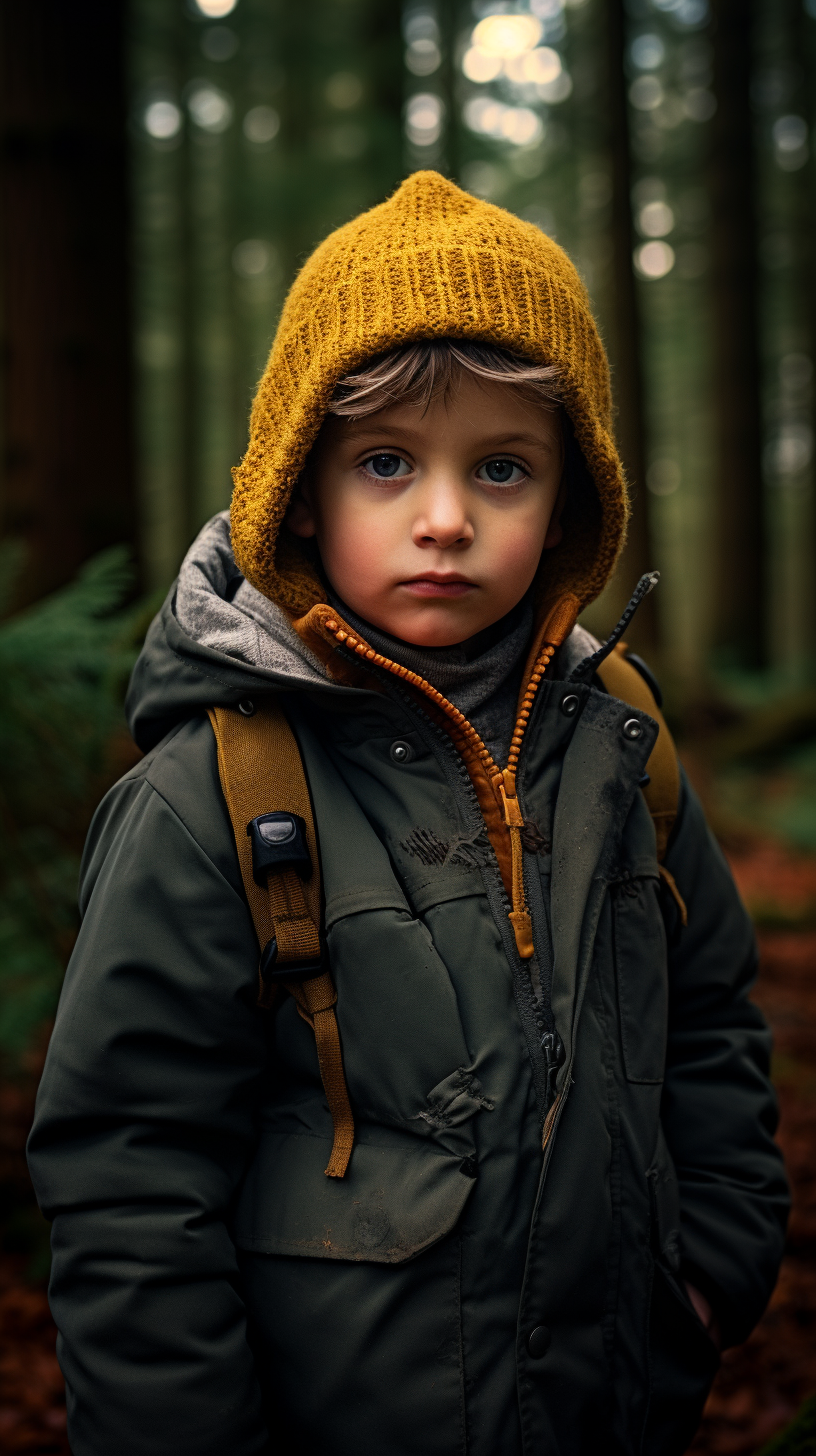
(207, 703, 354, 1180)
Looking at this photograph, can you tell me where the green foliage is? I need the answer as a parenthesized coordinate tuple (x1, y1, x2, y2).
(759, 1395, 816, 1455)
(0, 546, 145, 1058)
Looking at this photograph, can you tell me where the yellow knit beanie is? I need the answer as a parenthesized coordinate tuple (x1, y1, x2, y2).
(230, 170, 628, 622)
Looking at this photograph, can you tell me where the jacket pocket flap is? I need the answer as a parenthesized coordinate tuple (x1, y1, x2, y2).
(234, 1132, 475, 1264)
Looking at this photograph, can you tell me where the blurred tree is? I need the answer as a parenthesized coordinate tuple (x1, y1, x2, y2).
(746, 0, 815, 681)
(802, 1, 816, 664)
(131, 0, 404, 588)
(0, 0, 136, 606)
(709, 0, 766, 667)
(599, 0, 655, 649)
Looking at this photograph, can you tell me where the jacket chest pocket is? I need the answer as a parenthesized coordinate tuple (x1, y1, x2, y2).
(612, 877, 668, 1083)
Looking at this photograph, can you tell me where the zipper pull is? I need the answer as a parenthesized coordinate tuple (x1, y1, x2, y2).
(499, 769, 535, 957)
(541, 1029, 565, 1106)
(508, 908, 534, 958)
(568, 572, 660, 684)
(499, 768, 524, 826)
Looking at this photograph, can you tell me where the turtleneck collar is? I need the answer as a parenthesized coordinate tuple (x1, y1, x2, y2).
(328, 591, 535, 767)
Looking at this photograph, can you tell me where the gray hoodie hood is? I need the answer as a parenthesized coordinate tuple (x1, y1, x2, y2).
(126, 514, 337, 751)
(126, 513, 598, 753)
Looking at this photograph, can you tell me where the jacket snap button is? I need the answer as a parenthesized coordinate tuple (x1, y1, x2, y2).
(622, 717, 642, 740)
(238, 699, 256, 717)
(390, 739, 414, 764)
(560, 694, 579, 717)
(527, 1325, 551, 1359)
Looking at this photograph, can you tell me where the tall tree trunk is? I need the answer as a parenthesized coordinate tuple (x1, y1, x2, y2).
(795, 0, 816, 658)
(0, 0, 135, 605)
(437, 0, 460, 180)
(709, 0, 765, 666)
(603, 0, 656, 650)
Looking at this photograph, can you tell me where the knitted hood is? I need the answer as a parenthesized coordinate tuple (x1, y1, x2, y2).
(230, 170, 628, 628)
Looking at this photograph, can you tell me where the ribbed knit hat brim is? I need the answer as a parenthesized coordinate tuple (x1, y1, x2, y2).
(230, 170, 628, 622)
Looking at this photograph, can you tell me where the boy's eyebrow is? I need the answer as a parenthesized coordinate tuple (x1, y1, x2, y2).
(341, 422, 558, 451)
(479, 431, 557, 451)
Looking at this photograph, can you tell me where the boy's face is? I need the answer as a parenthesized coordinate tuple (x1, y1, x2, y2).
(287, 372, 564, 647)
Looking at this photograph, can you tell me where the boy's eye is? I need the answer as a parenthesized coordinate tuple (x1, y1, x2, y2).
(363, 453, 411, 479)
(476, 458, 527, 487)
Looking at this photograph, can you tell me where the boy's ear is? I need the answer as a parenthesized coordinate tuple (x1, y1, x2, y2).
(285, 477, 317, 539)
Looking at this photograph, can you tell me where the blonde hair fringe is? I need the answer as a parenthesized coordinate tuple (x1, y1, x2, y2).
(329, 339, 562, 419)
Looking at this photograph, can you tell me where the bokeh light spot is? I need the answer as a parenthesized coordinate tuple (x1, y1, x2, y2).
(232, 239, 273, 277)
(406, 37, 442, 76)
(674, 0, 709, 25)
(634, 240, 676, 279)
(405, 93, 444, 146)
(536, 70, 572, 102)
(773, 115, 809, 171)
(638, 200, 674, 237)
(144, 100, 182, 140)
(519, 46, 562, 85)
(471, 14, 542, 58)
(765, 424, 814, 477)
(462, 47, 503, 83)
(188, 83, 233, 132)
(652, 0, 708, 19)
(243, 106, 280, 143)
(630, 34, 665, 70)
(629, 75, 664, 110)
(193, 0, 238, 16)
(647, 459, 681, 495)
(463, 97, 544, 146)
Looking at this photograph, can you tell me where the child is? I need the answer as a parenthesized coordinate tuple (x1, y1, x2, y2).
(28, 172, 788, 1456)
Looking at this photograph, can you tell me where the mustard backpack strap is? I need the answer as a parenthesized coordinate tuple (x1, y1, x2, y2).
(594, 647, 685, 917)
(207, 702, 354, 1177)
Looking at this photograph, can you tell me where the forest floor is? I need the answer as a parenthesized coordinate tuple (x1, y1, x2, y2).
(0, 838, 815, 1455)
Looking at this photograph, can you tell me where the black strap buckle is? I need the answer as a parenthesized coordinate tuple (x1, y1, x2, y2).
(247, 813, 312, 886)
(259, 936, 325, 984)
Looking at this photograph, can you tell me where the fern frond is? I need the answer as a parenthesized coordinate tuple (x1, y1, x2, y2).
(0, 546, 147, 1056)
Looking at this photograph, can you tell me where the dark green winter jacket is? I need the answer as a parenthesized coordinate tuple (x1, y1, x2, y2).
(28, 514, 788, 1456)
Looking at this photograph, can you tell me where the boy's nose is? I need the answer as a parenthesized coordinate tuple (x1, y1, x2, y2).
(411, 478, 474, 550)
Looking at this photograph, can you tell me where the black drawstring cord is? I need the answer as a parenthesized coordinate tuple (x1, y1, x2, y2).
(568, 571, 660, 684)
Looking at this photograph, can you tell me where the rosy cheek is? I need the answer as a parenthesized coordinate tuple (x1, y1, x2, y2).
(318, 497, 396, 598)
(490, 512, 550, 579)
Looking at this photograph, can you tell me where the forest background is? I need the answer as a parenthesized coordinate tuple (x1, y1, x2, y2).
(1, 0, 816, 1452)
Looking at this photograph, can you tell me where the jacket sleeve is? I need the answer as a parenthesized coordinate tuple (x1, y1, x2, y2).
(662, 769, 790, 1346)
(26, 721, 270, 1456)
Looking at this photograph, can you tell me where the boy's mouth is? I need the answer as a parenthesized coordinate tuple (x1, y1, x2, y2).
(400, 574, 477, 599)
